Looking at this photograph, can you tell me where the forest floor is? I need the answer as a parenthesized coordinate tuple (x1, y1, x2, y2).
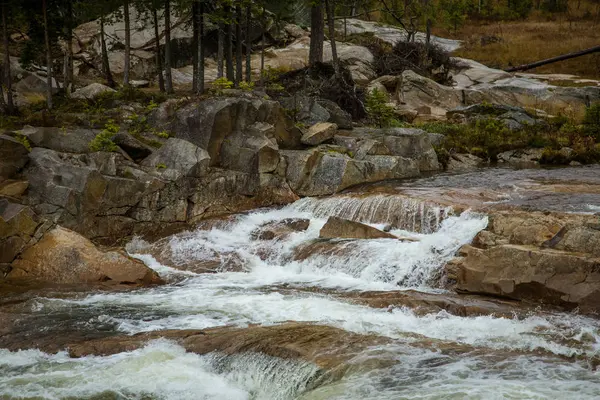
(434, 5, 600, 79)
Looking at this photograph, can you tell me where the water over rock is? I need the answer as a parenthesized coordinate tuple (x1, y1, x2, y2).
(319, 216, 396, 240)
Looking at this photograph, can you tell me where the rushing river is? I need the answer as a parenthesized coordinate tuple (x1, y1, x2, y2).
(2, 177, 600, 399)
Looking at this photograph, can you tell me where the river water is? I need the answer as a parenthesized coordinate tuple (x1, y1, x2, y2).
(2, 168, 600, 399)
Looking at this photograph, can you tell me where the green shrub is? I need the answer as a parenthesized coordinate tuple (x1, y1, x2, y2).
(365, 88, 395, 128)
(89, 120, 120, 152)
(239, 81, 255, 91)
(583, 103, 600, 138)
(210, 77, 234, 95)
(14, 134, 32, 152)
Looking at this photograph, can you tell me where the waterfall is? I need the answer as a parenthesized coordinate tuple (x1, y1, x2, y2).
(292, 195, 453, 233)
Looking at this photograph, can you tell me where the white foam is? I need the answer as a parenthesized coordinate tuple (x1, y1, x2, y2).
(0, 341, 320, 400)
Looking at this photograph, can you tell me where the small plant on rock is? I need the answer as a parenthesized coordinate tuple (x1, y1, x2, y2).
(14, 134, 32, 152)
(89, 120, 120, 152)
(365, 88, 396, 128)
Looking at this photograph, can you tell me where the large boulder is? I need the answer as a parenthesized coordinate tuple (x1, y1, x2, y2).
(0, 134, 29, 181)
(9, 226, 163, 285)
(17, 126, 98, 154)
(456, 244, 600, 312)
(71, 83, 116, 100)
(251, 218, 310, 241)
(141, 138, 210, 180)
(281, 149, 420, 196)
(320, 216, 396, 240)
(301, 122, 338, 146)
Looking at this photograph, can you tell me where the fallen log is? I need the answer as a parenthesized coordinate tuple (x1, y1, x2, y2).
(505, 45, 600, 73)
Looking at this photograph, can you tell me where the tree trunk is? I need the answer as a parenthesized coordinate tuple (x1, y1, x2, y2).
(324, 0, 339, 74)
(164, 0, 174, 94)
(217, 24, 224, 78)
(192, 1, 199, 92)
(260, 4, 265, 85)
(506, 45, 600, 72)
(100, 16, 115, 88)
(2, 2, 14, 114)
(123, 0, 131, 87)
(425, 18, 432, 51)
(153, 6, 165, 92)
(235, 3, 243, 85)
(64, 0, 74, 95)
(225, 5, 234, 82)
(42, 0, 52, 109)
(245, 2, 251, 82)
(198, 0, 205, 94)
(309, 0, 325, 66)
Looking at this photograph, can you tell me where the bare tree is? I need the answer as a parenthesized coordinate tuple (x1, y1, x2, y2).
(225, 4, 234, 81)
(164, 0, 174, 93)
(245, 0, 251, 82)
(152, 4, 165, 92)
(1, 2, 14, 114)
(235, 2, 243, 85)
(309, 0, 325, 65)
(100, 15, 115, 88)
(192, 1, 199, 92)
(123, 0, 131, 87)
(42, 0, 53, 109)
(325, 0, 339, 74)
(197, 0, 205, 94)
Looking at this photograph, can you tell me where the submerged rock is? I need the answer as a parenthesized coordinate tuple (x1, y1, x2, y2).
(9, 226, 162, 286)
(252, 218, 310, 241)
(320, 216, 396, 240)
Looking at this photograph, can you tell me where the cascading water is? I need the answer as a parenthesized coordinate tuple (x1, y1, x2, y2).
(2, 193, 600, 399)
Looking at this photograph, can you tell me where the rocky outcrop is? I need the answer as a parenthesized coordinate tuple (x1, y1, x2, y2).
(8, 226, 163, 285)
(18, 126, 98, 154)
(141, 138, 210, 181)
(453, 211, 600, 314)
(320, 216, 396, 240)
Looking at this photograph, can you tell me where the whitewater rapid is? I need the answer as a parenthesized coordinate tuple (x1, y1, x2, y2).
(2, 195, 600, 399)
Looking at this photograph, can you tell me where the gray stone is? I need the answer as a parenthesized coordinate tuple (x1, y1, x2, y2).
(112, 132, 154, 162)
(316, 99, 353, 129)
(71, 83, 116, 100)
(141, 138, 210, 180)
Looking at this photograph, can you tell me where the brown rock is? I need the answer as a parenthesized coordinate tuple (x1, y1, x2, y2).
(320, 216, 396, 240)
(9, 227, 163, 285)
(456, 244, 600, 312)
(0, 180, 29, 198)
(67, 323, 388, 371)
(251, 218, 310, 241)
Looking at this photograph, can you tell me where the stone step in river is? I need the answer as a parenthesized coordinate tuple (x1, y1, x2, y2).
(2, 168, 600, 399)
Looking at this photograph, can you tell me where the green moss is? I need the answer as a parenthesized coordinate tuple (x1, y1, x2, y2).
(89, 120, 119, 152)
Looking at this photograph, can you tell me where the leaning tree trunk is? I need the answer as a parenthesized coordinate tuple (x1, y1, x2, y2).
(192, 1, 199, 92)
(100, 16, 115, 88)
(153, 6, 165, 92)
(2, 2, 14, 114)
(309, 0, 325, 66)
(324, 0, 339, 74)
(245, 1, 251, 82)
(123, 0, 131, 87)
(42, 0, 52, 109)
(235, 3, 243, 85)
(164, 0, 174, 94)
(225, 5, 234, 82)
(197, 0, 205, 94)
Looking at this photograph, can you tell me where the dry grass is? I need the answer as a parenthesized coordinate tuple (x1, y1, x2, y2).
(433, 4, 600, 79)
